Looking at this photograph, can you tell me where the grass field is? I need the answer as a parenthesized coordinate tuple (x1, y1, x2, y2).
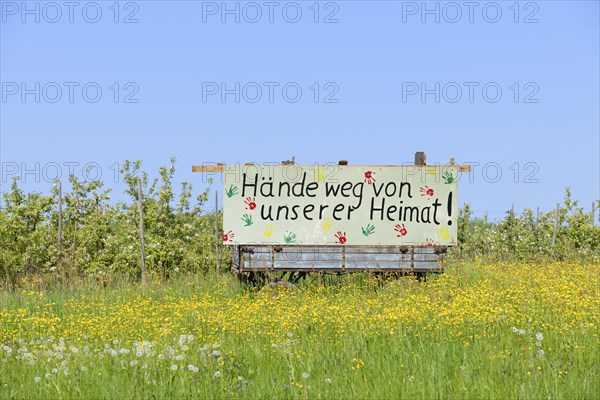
(0, 262, 598, 399)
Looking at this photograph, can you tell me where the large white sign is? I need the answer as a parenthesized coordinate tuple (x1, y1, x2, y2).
(222, 165, 458, 246)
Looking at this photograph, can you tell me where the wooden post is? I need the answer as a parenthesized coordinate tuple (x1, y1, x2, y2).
(57, 181, 63, 274)
(415, 152, 426, 166)
(215, 190, 220, 273)
(552, 203, 559, 248)
(137, 180, 147, 285)
(414, 152, 425, 279)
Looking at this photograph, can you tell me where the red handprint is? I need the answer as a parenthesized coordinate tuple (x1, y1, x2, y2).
(363, 171, 376, 184)
(334, 231, 347, 244)
(423, 238, 434, 247)
(420, 186, 434, 199)
(244, 197, 257, 210)
(222, 230, 235, 242)
(394, 224, 407, 237)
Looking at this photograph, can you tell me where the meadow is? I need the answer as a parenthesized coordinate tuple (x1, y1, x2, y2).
(1, 261, 598, 399)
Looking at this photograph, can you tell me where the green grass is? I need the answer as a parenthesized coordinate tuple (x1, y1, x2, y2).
(0, 262, 598, 399)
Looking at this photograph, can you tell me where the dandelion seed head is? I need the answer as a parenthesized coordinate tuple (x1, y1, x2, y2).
(536, 332, 544, 341)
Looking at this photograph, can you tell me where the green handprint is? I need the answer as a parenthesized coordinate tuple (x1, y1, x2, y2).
(241, 214, 253, 226)
(283, 232, 297, 244)
(361, 223, 375, 236)
(226, 185, 239, 198)
(442, 171, 455, 184)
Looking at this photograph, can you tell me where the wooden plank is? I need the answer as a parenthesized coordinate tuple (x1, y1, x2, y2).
(192, 164, 472, 172)
(192, 164, 224, 172)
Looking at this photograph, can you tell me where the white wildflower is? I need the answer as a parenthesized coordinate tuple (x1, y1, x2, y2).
(34, 377, 41, 383)
(302, 372, 310, 379)
(214, 371, 221, 378)
(170, 365, 178, 371)
(536, 332, 544, 341)
(536, 349, 545, 358)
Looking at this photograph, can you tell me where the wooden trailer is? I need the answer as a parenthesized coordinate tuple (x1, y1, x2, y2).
(193, 152, 470, 283)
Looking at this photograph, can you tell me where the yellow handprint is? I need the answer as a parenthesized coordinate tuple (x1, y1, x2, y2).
(437, 227, 450, 240)
(263, 224, 274, 238)
(320, 217, 333, 231)
(426, 166, 438, 177)
(316, 166, 325, 182)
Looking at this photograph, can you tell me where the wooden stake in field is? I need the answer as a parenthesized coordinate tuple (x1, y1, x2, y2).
(552, 203, 559, 248)
(58, 181, 63, 277)
(137, 179, 147, 285)
(215, 190, 220, 273)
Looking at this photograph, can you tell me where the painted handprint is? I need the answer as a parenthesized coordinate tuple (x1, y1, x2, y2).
(316, 166, 325, 182)
(320, 217, 333, 231)
(361, 223, 375, 236)
(283, 232, 297, 244)
(241, 214, 253, 226)
(437, 227, 450, 240)
(363, 170, 376, 184)
(394, 223, 408, 237)
(426, 166, 437, 177)
(222, 230, 234, 242)
(420, 185, 434, 199)
(442, 171, 455, 184)
(263, 224, 274, 238)
(423, 238, 434, 247)
(225, 185, 238, 198)
(244, 197, 257, 210)
(334, 231, 347, 244)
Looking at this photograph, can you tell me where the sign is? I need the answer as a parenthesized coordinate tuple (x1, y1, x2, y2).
(222, 164, 458, 246)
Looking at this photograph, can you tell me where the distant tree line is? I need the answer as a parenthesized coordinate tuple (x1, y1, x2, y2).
(0, 159, 598, 288)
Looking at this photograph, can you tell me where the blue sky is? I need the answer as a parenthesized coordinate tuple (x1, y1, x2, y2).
(1, 0, 599, 218)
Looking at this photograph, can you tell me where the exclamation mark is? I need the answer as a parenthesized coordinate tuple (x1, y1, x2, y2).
(447, 192, 453, 225)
